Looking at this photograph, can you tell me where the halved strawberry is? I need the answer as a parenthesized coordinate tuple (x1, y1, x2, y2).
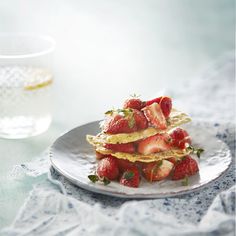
(104, 143, 135, 153)
(167, 157, 179, 165)
(137, 134, 171, 155)
(142, 103, 167, 130)
(96, 156, 119, 180)
(123, 98, 145, 110)
(120, 166, 140, 188)
(142, 160, 174, 182)
(103, 114, 137, 134)
(133, 109, 148, 130)
(145, 96, 172, 118)
(145, 97, 162, 106)
(117, 159, 136, 172)
(172, 155, 199, 180)
(170, 128, 191, 149)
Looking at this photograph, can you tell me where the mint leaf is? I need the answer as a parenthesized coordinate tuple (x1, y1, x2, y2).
(105, 110, 114, 115)
(181, 176, 189, 186)
(130, 93, 140, 98)
(102, 177, 111, 185)
(88, 175, 99, 183)
(124, 171, 134, 180)
(196, 148, 204, 158)
(186, 146, 204, 158)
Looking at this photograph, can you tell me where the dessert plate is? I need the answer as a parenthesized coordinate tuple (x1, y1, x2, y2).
(50, 121, 232, 198)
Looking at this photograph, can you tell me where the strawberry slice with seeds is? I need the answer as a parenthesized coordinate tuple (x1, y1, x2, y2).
(96, 156, 119, 180)
(117, 159, 136, 172)
(133, 109, 148, 130)
(170, 128, 191, 149)
(142, 160, 174, 182)
(138, 134, 171, 155)
(104, 143, 136, 153)
(120, 166, 140, 188)
(103, 114, 137, 134)
(172, 155, 199, 180)
(142, 103, 167, 130)
(145, 96, 172, 118)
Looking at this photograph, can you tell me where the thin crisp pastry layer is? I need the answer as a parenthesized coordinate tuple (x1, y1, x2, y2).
(88, 109, 191, 144)
(86, 135, 191, 163)
(95, 147, 190, 163)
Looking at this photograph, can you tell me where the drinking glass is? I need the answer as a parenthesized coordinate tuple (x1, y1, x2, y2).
(0, 33, 55, 138)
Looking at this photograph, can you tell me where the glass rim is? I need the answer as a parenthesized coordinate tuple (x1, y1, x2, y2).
(0, 33, 56, 59)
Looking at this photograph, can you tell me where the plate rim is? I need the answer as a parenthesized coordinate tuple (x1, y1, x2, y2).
(49, 120, 232, 199)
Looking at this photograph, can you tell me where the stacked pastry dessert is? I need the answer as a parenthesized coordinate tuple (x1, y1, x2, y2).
(87, 96, 203, 188)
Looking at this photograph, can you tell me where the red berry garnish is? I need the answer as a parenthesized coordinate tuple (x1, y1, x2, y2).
(170, 128, 191, 149)
(172, 155, 199, 180)
(96, 156, 119, 180)
(119, 166, 140, 188)
(123, 98, 145, 110)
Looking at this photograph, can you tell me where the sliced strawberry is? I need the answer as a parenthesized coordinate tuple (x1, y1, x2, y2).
(159, 97, 172, 118)
(142, 160, 174, 182)
(167, 157, 179, 165)
(103, 114, 137, 134)
(145, 97, 162, 106)
(172, 155, 199, 180)
(117, 159, 136, 172)
(97, 156, 119, 180)
(170, 128, 191, 149)
(137, 134, 171, 155)
(142, 103, 167, 130)
(145, 96, 172, 118)
(104, 143, 135, 153)
(120, 166, 140, 188)
(123, 98, 145, 110)
(133, 109, 148, 130)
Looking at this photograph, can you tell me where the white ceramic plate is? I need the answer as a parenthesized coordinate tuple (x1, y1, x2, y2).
(50, 121, 232, 199)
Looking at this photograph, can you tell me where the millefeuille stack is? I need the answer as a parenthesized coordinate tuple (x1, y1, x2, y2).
(86, 108, 192, 163)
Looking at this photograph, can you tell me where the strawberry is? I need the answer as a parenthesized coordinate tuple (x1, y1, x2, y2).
(145, 96, 172, 118)
(103, 114, 137, 134)
(167, 157, 179, 165)
(142, 160, 174, 182)
(142, 103, 167, 130)
(120, 166, 140, 188)
(123, 98, 145, 110)
(172, 155, 199, 180)
(96, 156, 119, 180)
(145, 97, 162, 106)
(104, 143, 136, 153)
(170, 128, 191, 149)
(137, 134, 171, 155)
(133, 109, 148, 130)
(117, 159, 136, 172)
